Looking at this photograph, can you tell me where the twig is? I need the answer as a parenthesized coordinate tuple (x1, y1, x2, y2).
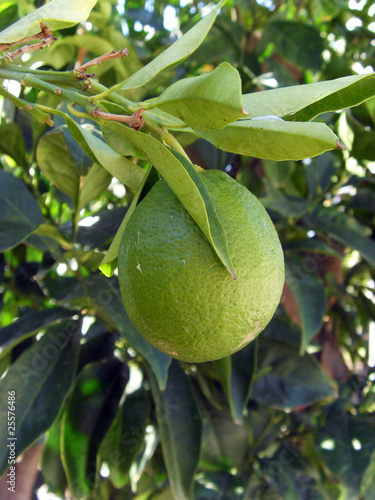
(5, 36, 57, 62)
(0, 22, 53, 52)
(91, 107, 144, 130)
(75, 49, 128, 73)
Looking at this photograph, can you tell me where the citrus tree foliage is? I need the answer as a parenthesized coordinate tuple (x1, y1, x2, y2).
(0, 0, 375, 498)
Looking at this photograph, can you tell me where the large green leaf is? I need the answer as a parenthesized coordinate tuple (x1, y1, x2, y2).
(149, 360, 202, 500)
(118, 0, 226, 92)
(242, 73, 375, 122)
(144, 63, 247, 130)
(0, 123, 26, 166)
(98, 121, 236, 278)
(0, 170, 44, 251)
(61, 359, 129, 499)
(36, 131, 80, 202)
(78, 162, 112, 210)
(251, 338, 336, 410)
(303, 206, 375, 267)
(316, 413, 375, 492)
(64, 119, 145, 190)
(85, 274, 171, 390)
(285, 255, 326, 353)
(0, 307, 74, 360)
(195, 119, 340, 161)
(0, 319, 81, 477)
(0, 0, 97, 42)
(100, 386, 148, 489)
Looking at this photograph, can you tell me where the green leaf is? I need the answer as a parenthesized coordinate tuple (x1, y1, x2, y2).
(251, 338, 336, 410)
(78, 163, 112, 210)
(0, 319, 81, 477)
(85, 275, 171, 390)
(316, 413, 375, 492)
(0, 307, 74, 360)
(285, 255, 326, 353)
(199, 399, 249, 470)
(242, 73, 375, 122)
(65, 120, 145, 190)
(0, 0, 98, 42)
(145, 63, 247, 130)
(261, 179, 308, 217)
(97, 121, 236, 278)
(0, 170, 44, 251)
(99, 166, 150, 277)
(118, 0, 226, 92)
(195, 119, 341, 161)
(40, 415, 67, 496)
(214, 342, 257, 424)
(303, 206, 375, 267)
(36, 131, 80, 202)
(61, 358, 129, 499)
(0, 123, 26, 166)
(149, 360, 202, 500)
(259, 20, 324, 71)
(260, 442, 320, 500)
(361, 451, 375, 500)
(100, 386, 148, 489)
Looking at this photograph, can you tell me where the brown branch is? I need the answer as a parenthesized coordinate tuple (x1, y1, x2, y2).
(0, 22, 53, 52)
(5, 35, 56, 61)
(75, 49, 128, 73)
(91, 107, 144, 131)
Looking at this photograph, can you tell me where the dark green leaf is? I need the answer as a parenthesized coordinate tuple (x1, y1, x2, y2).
(285, 255, 326, 353)
(303, 206, 375, 267)
(214, 341, 257, 424)
(149, 360, 202, 500)
(251, 338, 336, 410)
(199, 399, 249, 470)
(0, 307, 74, 360)
(260, 21, 324, 71)
(260, 442, 320, 500)
(62, 358, 129, 499)
(316, 413, 375, 492)
(100, 386, 149, 488)
(86, 274, 171, 390)
(0, 123, 25, 166)
(40, 415, 67, 496)
(0, 319, 81, 477)
(0, 170, 44, 251)
(194, 472, 244, 499)
(261, 179, 308, 217)
(36, 131, 80, 202)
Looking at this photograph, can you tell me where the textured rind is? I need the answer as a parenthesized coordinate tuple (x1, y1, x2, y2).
(118, 170, 284, 363)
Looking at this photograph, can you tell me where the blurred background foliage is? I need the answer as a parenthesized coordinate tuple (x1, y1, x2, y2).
(0, 0, 374, 499)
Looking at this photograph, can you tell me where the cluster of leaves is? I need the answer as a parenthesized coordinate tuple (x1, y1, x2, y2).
(0, 0, 375, 499)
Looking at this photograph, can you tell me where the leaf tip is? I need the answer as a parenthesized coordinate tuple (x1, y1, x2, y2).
(336, 139, 347, 150)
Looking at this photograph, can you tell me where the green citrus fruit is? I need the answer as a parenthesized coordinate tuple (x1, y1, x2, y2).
(118, 169, 284, 363)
